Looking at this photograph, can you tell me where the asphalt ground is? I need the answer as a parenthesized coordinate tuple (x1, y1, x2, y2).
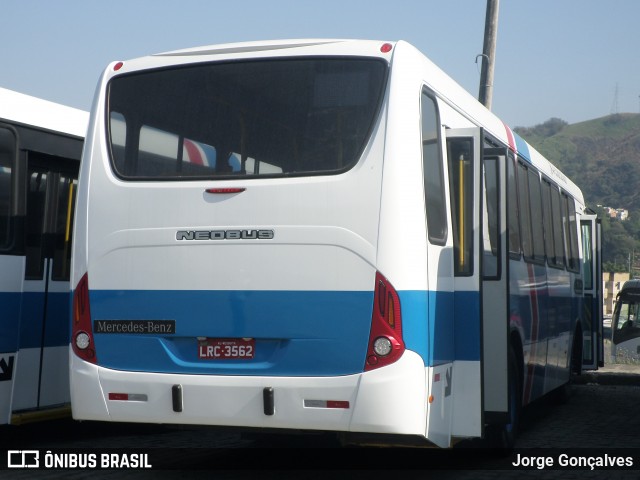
(575, 362, 640, 385)
(577, 336, 640, 385)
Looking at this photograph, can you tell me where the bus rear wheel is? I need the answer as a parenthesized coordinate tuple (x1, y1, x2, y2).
(554, 326, 582, 404)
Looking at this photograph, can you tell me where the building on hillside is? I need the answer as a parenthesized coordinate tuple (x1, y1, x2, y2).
(616, 209, 629, 221)
(599, 206, 629, 221)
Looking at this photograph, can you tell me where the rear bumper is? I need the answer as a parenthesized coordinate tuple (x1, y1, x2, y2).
(70, 350, 428, 436)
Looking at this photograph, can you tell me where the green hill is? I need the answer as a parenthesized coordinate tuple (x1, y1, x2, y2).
(514, 113, 640, 271)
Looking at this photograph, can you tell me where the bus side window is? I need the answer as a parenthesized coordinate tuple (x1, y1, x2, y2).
(549, 183, 566, 268)
(447, 138, 473, 276)
(541, 179, 556, 266)
(615, 303, 628, 328)
(0, 127, 16, 249)
(420, 92, 447, 245)
(51, 175, 77, 281)
(527, 168, 545, 263)
(517, 162, 533, 261)
(563, 193, 580, 272)
(615, 301, 640, 337)
(623, 303, 635, 328)
(25, 170, 47, 279)
(507, 156, 520, 257)
(482, 156, 499, 278)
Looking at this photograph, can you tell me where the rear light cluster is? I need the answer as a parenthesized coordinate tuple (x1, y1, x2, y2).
(72, 273, 97, 363)
(365, 272, 404, 371)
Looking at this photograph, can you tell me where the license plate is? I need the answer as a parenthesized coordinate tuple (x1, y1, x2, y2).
(198, 338, 255, 359)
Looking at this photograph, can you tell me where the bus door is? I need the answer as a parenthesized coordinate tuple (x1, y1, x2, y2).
(580, 214, 603, 369)
(480, 148, 509, 424)
(11, 153, 77, 413)
(446, 128, 484, 438)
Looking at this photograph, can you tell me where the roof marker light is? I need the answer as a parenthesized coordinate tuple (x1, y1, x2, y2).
(114, 62, 124, 71)
(380, 43, 393, 53)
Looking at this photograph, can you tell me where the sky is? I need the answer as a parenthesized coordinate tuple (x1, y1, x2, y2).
(2, 0, 640, 128)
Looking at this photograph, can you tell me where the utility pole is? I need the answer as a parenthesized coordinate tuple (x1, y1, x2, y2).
(478, 0, 500, 109)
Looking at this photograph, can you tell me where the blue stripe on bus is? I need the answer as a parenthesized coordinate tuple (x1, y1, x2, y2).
(400, 290, 479, 366)
(0, 292, 21, 352)
(452, 290, 481, 361)
(513, 131, 531, 163)
(90, 289, 374, 376)
(20, 291, 70, 349)
(44, 291, 71, 347)
(90, 288, 481, 375)
(0, 290, 70, 351)
(398, 290, 429, 364)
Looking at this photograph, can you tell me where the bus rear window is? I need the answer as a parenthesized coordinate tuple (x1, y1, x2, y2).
(107, 58, 387, 180)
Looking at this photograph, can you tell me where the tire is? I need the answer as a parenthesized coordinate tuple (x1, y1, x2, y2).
(571, 327, 583, 377)
(554, 327, 582, 404)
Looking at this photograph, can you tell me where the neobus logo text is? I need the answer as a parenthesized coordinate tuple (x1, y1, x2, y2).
(176, 229, 274, 241)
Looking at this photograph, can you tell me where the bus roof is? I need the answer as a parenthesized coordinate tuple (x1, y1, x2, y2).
(153, 38, 390, 58)
(0, 86, 88, 138)
(620, 279, 640, 295)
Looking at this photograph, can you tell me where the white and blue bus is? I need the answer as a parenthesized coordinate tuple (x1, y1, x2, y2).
(611, 279, 640, 362)
(70, 39, 602, 448)
(0, 87, 88, 425)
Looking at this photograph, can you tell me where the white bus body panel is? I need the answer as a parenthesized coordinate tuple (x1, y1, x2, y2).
(0, 87, 88, 137)
(71, 350, 428, 436)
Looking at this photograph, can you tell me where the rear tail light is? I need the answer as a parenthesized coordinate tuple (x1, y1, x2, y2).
(72, 273, 97, 363)
(365, 272, 404, 371)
